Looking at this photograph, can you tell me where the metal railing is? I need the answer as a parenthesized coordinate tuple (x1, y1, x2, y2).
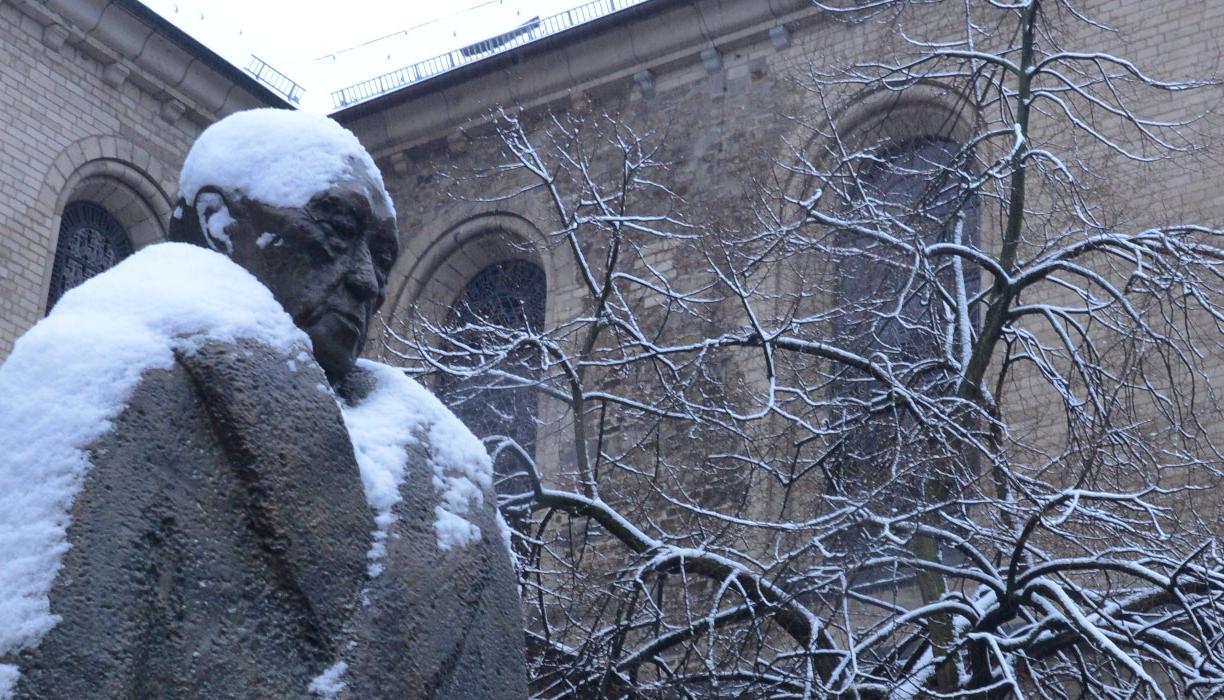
(330, 0, 650, 110)
(246, 55, 305, 104)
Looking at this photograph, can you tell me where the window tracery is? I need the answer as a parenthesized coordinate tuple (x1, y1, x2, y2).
(46, 201, 133, 312)
(440, 259, 547, 532)
(827, 136, 981, 500)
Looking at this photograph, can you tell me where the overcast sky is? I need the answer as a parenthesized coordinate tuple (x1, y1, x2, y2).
(138, 0, 587, 112)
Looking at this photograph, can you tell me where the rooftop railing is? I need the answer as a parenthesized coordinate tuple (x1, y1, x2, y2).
(246, 55, 305, 104)
(329, 0, 650, 110)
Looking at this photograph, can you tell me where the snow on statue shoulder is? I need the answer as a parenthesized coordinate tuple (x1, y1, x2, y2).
(0, 109, 525, 699)
(0, 243, 372, 697)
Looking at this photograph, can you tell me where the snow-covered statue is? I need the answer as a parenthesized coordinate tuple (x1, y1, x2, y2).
(0, 109, 526, 699)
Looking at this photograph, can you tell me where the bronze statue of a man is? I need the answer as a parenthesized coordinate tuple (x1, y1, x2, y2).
(0, 109, 526, 699)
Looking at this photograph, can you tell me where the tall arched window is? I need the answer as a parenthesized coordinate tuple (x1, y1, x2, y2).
(828, 136, 980, 498)
(440, 259, 547, 532)
(836, 137, 979, 360)
(46, 201, 133, 312)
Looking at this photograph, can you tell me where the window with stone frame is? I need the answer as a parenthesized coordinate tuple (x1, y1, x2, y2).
(826, 136, 980, 503)
(438, 259, 547, 535)
(46, 201, 134, 312)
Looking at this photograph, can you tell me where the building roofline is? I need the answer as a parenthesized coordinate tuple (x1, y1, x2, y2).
(116, 0, 289, 108)
(16, 0, 292, 118)
(330, 0, 682, 121)
(332, 0, 816, 158)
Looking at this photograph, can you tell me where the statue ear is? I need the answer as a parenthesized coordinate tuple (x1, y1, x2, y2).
(167, 197, 203, 246)
(194, 190, 236, 256)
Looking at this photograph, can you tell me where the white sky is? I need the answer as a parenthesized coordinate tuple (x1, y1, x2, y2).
(138, 0, 585, 112)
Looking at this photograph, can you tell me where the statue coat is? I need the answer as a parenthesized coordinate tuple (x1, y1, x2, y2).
(6, 339, 526, 699)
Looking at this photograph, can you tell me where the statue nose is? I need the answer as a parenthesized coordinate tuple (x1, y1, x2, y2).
(345, 247, 380, 302)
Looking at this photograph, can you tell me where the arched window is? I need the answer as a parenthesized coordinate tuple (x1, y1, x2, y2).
(46, 201, 133, 312)
(828, 136, 980, 498)
(440, 259, 547, 532)
(836, 136, 979, 360)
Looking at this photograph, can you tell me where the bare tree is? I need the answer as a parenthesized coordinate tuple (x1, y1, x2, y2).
(387, 1, 1224, 697)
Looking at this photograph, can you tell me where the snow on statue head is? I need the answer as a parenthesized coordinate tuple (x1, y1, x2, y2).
(169, 108, 400, 385)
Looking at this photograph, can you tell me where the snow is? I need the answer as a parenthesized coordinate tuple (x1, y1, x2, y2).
(0, 666, 15, 700)
(177, 109, 394, 216)
(0, 243, 308, 695)
(495, 510, 515, 561)
(434, 507, 481, 550)
(421, 388, 494, 550)
(204, 202, 236, 255)
(339, 362, 418, 577)
(307, 661, 348, 699)
(340, 360, 494, 554)
(891, 647, 935, 700)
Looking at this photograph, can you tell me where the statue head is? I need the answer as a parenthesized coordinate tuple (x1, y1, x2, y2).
(169, 109, 399, 384)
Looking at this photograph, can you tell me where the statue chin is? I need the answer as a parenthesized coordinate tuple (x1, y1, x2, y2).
(308, 313, 364, 384)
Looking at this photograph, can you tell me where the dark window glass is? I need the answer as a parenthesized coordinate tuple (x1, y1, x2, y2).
(829, 137, 980, 498)
(46, 201, 133, 312)
(440, 260, 547, 533)
(836, 137, 979, 362)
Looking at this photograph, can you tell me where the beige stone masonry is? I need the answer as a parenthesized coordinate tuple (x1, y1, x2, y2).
(0, 0, 284, 358)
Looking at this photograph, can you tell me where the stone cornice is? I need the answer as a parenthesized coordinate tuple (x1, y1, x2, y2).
(10, 0, 287, 125)
(333, 0, 820, 158)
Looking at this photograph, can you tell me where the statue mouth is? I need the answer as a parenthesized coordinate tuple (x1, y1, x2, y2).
(328, 309, 367, 336)
(304, 308, 367, 346)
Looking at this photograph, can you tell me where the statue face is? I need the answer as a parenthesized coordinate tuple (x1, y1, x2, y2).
(223, 171, 399, 384)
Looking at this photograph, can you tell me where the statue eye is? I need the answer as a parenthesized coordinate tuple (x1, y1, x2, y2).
(372, 249, 395, 280)
(370, 239, 391, 263)
(301, 214, 344, 258)
(369, 231, 398, 277)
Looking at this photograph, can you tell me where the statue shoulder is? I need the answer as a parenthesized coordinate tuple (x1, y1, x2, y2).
(333, 360, 529, 699)
(172, 338, 372, 641)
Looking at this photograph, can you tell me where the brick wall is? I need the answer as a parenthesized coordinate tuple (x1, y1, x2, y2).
(0, 0, 278, 359)
(344, 0, 1224, 500)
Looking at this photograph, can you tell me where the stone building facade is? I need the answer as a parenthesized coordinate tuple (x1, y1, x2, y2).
(4, 0, 1218, 370)
(334, 0, 1223, 331)
(339, 0, 823, 337)
(0, 0, 285, 357)
(3, 0, 1221, 479)
(330, 0, 1224, 485)
(4, 0, 1221, 494)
